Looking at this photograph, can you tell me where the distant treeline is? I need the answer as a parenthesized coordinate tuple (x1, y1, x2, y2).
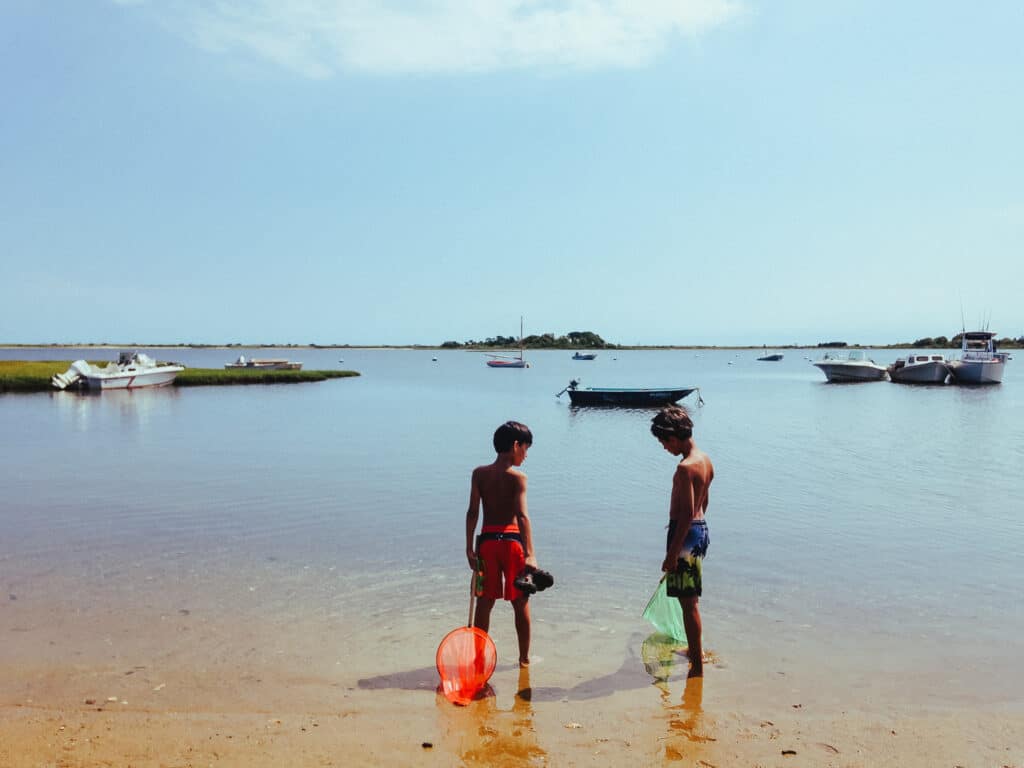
(904, 333, 1023, 349)
(819, 334, 1024, 349)
(442, 331, 614, 349)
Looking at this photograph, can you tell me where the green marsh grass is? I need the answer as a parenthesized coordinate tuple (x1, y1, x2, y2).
(175, 368, 358, 386)
(0, 361, 359, 393)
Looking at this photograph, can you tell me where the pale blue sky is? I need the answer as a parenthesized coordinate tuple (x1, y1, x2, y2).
(2, 1, 1021, 346)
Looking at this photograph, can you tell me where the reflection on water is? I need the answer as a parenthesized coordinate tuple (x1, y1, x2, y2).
(638, 634, 712, 765)
(641, 632, 715, 762)
(662, 677, 711, 762)
(437, 667, 546, 767)
(52, 386, 181, 432)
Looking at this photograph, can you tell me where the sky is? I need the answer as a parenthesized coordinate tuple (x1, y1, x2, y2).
(1, 0, 1022, 346)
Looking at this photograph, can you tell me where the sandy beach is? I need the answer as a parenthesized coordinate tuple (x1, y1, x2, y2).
(2, 597, 1021, 768)
(3, 676, 1021, 767)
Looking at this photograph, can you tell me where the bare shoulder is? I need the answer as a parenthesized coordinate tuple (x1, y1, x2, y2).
(471, 463, 494, 484)
(677, 451, 714, 482)
(509, 468, 528, 487)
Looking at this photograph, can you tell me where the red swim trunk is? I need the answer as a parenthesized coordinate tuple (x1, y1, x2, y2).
(477, 524, 526, 601)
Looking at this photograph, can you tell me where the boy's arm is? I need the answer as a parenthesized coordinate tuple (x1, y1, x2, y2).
(662, 464, 696, 572)
(515, 473, 538, 569)
(465, 469, 481, 569)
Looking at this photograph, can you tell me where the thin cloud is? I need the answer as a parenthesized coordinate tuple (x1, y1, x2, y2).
(124, 1, 743, 77)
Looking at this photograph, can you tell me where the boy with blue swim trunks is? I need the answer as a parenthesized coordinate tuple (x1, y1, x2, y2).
(651, 405, 714, 678)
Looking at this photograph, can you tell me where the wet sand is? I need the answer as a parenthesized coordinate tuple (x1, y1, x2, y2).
(2, 565, 1022, 766)
(3, 627, 1022, 768)
(3, 678, 1021, 767)
(3, 539, 1021, 767)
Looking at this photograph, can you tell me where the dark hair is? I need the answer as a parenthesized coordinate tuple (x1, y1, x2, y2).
(493, 421, 533, 453)
(650, 406, 693, 441)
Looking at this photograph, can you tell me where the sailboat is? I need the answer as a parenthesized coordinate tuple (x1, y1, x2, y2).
(486, 317, 530, 368)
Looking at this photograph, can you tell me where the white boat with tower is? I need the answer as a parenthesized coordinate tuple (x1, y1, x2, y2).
(947, 331, 1010, 385)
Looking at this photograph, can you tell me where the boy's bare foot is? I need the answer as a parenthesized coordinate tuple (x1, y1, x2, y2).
(687, 648, 703, 677)
(519, 657, 530, 668)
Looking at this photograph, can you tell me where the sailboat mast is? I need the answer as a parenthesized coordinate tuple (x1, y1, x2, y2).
(519, 316, 524, 361)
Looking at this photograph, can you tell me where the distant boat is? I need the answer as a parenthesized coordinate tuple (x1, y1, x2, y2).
(947, 331, 1009, 384)
(572, 352, 597, 360)
(556, 379, 700, 407)
(888, 353, 950, 384)
(757, 345, 784, 362)
(225, 355, 302, 370)
(812, 350, 887, 382)
(486, 317, 530, 369)
(51, 352, 184, 391)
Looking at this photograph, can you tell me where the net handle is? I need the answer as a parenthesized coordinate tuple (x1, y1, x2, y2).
(467, 563, 477, 628)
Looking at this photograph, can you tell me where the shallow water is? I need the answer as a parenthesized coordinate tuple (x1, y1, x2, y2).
(1, 347, 1022, 712)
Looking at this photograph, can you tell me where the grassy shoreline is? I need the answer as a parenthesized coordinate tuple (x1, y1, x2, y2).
(4, 342, 1017, 351)
(0, 361, 359, 394)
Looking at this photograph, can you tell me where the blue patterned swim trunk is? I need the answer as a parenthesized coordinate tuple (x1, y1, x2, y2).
(665, 519, 709, 598)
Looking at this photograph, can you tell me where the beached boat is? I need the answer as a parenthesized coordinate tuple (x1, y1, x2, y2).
(486, 317, 530, 368)
(812, 349, 887, 382)
(887, 353, 950, 384)
(51, 352, 184, 391)
(224, 355, 302, 371)
(947, 331, 1010, 385)
(556, 379, 700, 407)
(572, 352, 598, 360)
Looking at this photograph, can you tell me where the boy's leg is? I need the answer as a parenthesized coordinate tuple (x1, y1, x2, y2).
(474, 598, 496, 633)
(511, 596, 531, 666)
(680, 596, 702, 677)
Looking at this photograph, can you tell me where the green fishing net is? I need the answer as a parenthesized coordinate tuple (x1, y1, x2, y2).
(641, 633, 687, 685)
(642, 577, 686, 641)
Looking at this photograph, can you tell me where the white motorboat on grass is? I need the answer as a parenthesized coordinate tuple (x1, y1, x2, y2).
(812, 349, 888, 382)
(51, 352, 184, 391)
(887, 353, 950, 384)
(947, 331, 1010, 385)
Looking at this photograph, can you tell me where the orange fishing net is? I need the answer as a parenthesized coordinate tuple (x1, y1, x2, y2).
(436, 626, 497, 705)
(436, 562, 498, 705)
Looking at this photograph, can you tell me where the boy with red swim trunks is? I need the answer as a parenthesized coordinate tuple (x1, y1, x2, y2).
(465, 421, 539, 667)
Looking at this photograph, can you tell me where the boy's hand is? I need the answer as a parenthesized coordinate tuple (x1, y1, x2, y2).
(467, 548, 478, 569)
(524, 555, 538, 569)
(661, 555, 676, 573)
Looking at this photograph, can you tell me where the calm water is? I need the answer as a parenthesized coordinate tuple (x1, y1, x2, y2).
(2, 347, 1022, 711)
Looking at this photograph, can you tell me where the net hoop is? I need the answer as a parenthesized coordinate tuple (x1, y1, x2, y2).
(436, 625, 497, 705)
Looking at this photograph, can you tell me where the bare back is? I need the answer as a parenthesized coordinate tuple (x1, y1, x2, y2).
(471, 462, 527, 527)
(466, 457, 535, 569)
(671, 447, 714, 523)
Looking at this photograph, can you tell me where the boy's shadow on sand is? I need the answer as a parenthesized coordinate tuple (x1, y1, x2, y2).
(357, 632, 681, 702)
